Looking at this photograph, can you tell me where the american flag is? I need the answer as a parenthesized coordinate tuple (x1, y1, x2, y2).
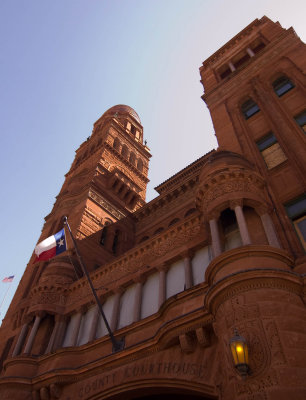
(2, 275, 14, 283)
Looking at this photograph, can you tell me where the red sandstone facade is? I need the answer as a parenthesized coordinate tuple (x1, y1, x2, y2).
(0, 16, 305, 400)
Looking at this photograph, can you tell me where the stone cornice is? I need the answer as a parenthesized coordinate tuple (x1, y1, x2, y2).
(202, 29, 298, 105)
(204, 267, 303, 315)
(200, 17, 264, 70)
(154, 150, 214, 195)
(134, 176, 199, 223)
(205, 245, 294, 284)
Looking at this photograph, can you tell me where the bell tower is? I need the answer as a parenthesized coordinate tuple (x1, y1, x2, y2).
(5, 105, 151, 319)
(42, 104, 151, 241)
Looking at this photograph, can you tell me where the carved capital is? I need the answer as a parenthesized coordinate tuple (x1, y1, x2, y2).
(229, 199, 243, 210)
(133, 274, 145, 284)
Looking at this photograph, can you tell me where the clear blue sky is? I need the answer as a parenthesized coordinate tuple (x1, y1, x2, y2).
(0, 0, 305, 321)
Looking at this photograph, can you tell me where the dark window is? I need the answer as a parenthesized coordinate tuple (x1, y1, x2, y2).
(130, 125, 136, 135)
(168, 218, 180, 227)
(137, 158, 143, 172)
(252, 41, 265, 54)
(100, 226, 108, 246)
(129, 152, 136, 165)
(185, 208, 196, 217)
(241, 99, 260, 119)
(113, 137, 120, 151)
(233, 53, 250, 69)
(139, 236, 149, 243)
(257, 133, 277, 151)
(121, 144, 129, 158)
(285, 194, 306, 251)
(256, 133, 287, 169)
(273, 76, 295, 97)
(154, 227, 164, 235)
(0, 337, 14, 368)
(294, 111, 306, 133)
(112, 230, 120, 254)
(218, 64, 232, 80)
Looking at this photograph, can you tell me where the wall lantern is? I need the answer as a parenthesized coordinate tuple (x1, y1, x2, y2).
(229, 329, 250, 377)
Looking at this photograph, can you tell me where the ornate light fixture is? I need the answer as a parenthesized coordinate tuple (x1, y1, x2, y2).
(229, 329, 250, 377)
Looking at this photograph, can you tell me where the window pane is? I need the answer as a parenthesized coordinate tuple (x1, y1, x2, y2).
(257, 133, 277, 151)
(241, 100, 260, 119)
(294, 216, 306, 251)
(273, 77, 294, 97)
(294, 111, 306, 133)
(286, 195, 306, 218)
(296, 218, 306, 241)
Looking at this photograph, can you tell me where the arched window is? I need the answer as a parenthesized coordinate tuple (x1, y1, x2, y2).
(121, 144, 129, 159)
(273, 76, 294, 97)
(129, 152, 136, 165)
(113, 137, 120, 151)
(137, 158, 143, 172)
(153, 227, 164, 235)
(168, 218, 180, 227)
(139, 236, 149, 243)
(184, 208, 196, 217)
(241, 99, 260, 120)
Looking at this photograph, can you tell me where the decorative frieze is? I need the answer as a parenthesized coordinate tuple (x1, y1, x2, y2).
(89, 189, 126, 220)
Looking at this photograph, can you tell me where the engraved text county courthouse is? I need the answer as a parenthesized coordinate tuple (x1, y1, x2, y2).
(0, 17, 306, 400)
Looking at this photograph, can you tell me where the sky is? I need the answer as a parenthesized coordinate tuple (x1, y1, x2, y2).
(0, 0, 305, 322)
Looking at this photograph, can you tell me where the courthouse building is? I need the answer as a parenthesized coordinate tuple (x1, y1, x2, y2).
(0, 16, 306, 400)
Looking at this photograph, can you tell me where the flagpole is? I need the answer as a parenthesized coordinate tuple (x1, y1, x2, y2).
(0, 283, 12, 315)
(63, 216, 124, 352)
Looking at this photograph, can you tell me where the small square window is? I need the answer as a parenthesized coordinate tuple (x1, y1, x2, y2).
(273, 76, 295, 97)
(241, 99, 260, 119)
(256, 133, 287, 169)
(294, 111, 306, 133)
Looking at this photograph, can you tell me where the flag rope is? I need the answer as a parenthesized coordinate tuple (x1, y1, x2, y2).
(0, 282, 12, 316)
(63, 216, 124, 352)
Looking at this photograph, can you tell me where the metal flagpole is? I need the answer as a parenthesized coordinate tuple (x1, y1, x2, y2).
(63, 216, 124, 352)
(0, 283, 12, 315)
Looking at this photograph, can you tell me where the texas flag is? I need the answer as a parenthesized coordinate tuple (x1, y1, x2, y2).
(34, 228, 67, 263)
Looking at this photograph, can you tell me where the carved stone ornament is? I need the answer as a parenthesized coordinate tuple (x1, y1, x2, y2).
(89, 189, 126, 220)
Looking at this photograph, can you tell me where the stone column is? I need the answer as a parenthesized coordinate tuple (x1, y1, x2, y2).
(260, 212, 281, 248)
(183, 253, 193, 290)
(52, 315, 67, 350)
(231, 201, 251, 245)
(12, 322, 29, 357)
(23, 313, 43, 355)
(246, 47, 255, 57)
(133, 280, 143, 323)
(64, 310, 83, 347)
(228, 61, 236, 72)
(158, 265, 167, 308)
(88, 305, 100, 342)
(110, 290, 122, 331)
(45, 317, 60, 354)
(209, 217, 222, 257)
